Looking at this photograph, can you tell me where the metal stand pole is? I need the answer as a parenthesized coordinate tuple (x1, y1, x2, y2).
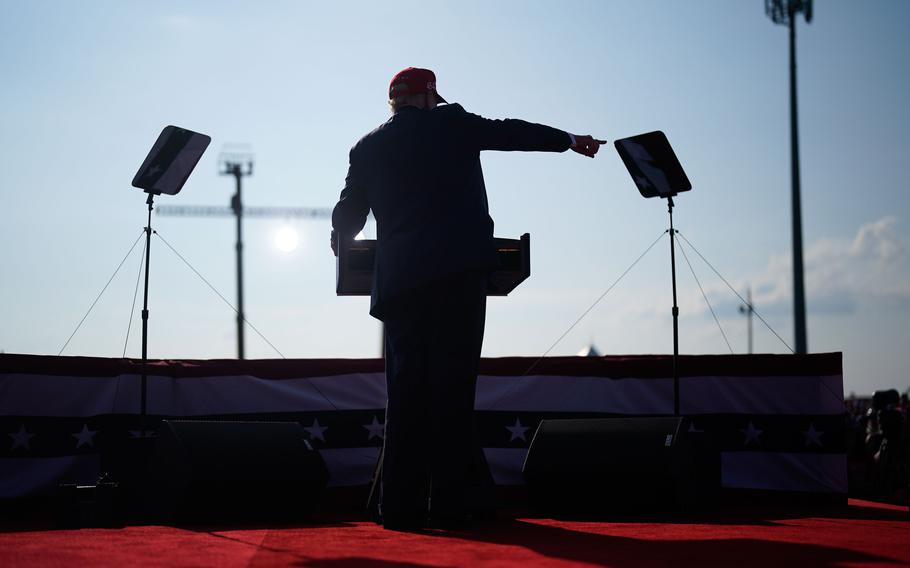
(230, 166, 246, 360)
(140, 192, 154, 434)
(746, 287, 754, 355)
(668, 196, 680, 417)
(789, 12, 807, 354)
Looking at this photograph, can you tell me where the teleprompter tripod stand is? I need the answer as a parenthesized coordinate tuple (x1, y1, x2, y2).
(105, 126, 210, 522)
(130, 126, 211, 434)
(667, 195, 681, 415)
(615, 130, 692, 416)
(59, 126, 211, 527)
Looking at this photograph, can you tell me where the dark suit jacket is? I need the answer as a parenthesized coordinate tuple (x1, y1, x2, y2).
(332, 103, 571, 320)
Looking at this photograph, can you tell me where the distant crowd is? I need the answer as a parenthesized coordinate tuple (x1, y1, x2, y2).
(845, 389, 910, 504)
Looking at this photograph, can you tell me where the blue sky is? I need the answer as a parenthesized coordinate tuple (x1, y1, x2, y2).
(1, 1, 908, 396)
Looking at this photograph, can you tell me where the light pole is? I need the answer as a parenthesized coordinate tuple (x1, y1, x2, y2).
(219, 149, 254, 359)
(765, 0, 812, 354)
(739, 286, 755, 355)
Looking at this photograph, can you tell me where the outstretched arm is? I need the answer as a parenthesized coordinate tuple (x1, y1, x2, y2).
(455, 104, 606, 157)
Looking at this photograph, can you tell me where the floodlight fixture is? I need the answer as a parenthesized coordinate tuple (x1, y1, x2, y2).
(765, 0, 812, 25)
(218, 145, 254, 177)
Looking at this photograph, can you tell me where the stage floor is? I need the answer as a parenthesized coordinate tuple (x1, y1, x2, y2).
(1, 499, 907, 567)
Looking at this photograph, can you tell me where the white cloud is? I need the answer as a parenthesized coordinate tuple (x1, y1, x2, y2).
(690, 217, 910, 317)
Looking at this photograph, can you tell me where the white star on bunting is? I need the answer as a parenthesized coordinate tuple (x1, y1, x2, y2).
(9, 424, 35, 450)
(304, 418, 328, 442)
(506, 418, 530, 443)
(802, 422, 824, 447)
(740, 421, 763, 446)
(363, 415, 385, 440)
(72, 424, 98, 449)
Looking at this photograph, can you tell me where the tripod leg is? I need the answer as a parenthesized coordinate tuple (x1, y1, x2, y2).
(366, 442, 384, 518)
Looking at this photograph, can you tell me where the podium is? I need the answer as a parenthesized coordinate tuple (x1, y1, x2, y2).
(336, 233, 531, 296)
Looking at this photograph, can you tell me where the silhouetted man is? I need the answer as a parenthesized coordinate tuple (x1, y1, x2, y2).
(331, 67, 605, 529)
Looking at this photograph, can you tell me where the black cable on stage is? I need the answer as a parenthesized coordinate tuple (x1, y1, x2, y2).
(153, 229, 341, 411)
(59, 230, 146, 356)
(122, 236, 147, 358)
(677, 237, 734, 354)
(676, 231, 794, 354)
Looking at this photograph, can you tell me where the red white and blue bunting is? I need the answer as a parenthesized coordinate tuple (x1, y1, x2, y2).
(0, 353, 846, 498)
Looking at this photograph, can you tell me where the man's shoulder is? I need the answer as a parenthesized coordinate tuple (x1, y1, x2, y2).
(351, 119, 392, 155)
(349, 104, 473, 154)
(435, 102, 467, 115)
(432, 103, 475, 123)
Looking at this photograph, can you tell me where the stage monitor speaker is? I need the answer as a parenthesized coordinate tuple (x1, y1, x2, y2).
(522, 417, 718, 514)
(151, 420, 329, 522)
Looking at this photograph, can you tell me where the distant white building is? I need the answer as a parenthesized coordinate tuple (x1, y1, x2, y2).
(576, 343, 601, 357)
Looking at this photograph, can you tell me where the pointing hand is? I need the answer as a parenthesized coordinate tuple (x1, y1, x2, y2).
(571, 135, 607, 158)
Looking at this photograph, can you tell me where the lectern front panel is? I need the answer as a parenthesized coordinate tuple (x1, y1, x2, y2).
(336, 234, 531, 296)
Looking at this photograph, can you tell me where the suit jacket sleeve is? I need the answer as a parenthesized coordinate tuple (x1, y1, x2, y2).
(454, 104, 572, 153)
(331, 146, 370, 237)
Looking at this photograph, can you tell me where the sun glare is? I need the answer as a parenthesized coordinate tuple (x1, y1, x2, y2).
(274, 226, 299, 253)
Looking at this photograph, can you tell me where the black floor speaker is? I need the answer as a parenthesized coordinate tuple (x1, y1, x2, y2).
(522, 416, 719, 514)
(151, 420, 329, 522)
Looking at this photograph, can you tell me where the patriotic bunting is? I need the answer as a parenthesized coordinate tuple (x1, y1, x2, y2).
(0, 353, 846, 498)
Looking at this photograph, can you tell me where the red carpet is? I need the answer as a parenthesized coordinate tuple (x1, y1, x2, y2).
(2, 499, 907, 568)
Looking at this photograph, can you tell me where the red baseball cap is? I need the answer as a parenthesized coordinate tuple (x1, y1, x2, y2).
(388, 67, 447, 103)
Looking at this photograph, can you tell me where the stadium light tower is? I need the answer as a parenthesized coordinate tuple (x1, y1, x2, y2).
(766, 0, 812, 354)
(219, 147, 254, 359)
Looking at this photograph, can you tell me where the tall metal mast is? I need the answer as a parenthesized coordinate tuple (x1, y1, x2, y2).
(765, 0, 812, 354)
(219, 150, 254, 359)
(739, 286, 755, 355)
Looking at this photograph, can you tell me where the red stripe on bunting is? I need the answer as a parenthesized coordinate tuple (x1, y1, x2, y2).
(0, 352, 842, 380)
(479, 353, 842, 378)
